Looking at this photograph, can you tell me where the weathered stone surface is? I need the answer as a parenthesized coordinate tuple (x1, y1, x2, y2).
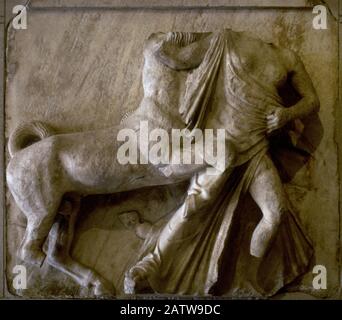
(338, 2, 342, 295)
(0, 0, 5, 299)
(29, 0, 312, 8)
(4, 4, 340, 298)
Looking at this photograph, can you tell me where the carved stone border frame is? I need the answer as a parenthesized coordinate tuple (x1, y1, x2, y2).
(0, 0, 341, 299)
(338, 0, 342, 298)
(0, 0, 4, 301)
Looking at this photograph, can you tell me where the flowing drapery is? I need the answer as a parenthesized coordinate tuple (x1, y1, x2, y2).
(125, 29, 313, 296)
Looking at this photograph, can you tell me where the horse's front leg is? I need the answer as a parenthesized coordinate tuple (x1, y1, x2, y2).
(45, 194, 115, 297)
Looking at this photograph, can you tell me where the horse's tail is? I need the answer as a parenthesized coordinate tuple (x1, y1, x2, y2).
(8, 121, 55, 158)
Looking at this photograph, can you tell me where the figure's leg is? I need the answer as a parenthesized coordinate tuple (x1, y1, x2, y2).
(248, 153, 287, 258)
(125, 168, 231, 293)
(46, 194, 115, 296)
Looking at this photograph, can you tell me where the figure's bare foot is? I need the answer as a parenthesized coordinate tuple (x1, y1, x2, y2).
(250, 218, 280, 258)
(124, 253, 160, 294)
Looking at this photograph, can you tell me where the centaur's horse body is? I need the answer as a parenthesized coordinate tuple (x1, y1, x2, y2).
(6, 30, 319, 296)
(7, 32, 207, 295)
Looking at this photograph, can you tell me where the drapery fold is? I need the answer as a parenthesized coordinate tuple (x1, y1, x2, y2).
(124, 29, 313, 296)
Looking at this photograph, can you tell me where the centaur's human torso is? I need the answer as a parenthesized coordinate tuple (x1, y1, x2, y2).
(54, 33, 190, 193)
(122, 32, 186, 131)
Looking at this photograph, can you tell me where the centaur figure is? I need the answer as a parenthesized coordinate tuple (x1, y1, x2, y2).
(6, 29, 319, 296)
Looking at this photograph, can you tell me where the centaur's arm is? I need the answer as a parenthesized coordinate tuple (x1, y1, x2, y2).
(154, 32, 212, 70)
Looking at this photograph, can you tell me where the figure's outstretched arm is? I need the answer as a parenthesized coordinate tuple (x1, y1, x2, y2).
(155, 32, 212, 70)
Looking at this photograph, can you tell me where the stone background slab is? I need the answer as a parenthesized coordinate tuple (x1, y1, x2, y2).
(0, 0, 4, 300)
(338, 0, 342, 299)
(2, 0, 341, 298)
(29, 0, 312, 9)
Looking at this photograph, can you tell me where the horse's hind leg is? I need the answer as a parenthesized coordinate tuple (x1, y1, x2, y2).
(46, 194, 115, 296)
(6, 156, 64, 266)
(19, 191, 63, 266)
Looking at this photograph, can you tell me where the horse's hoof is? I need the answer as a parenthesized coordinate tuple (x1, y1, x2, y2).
(124, 253, 160, 294)
(90, 275, 115, 298)
(124, 272, 151, 294)
(93, 282, 116, 297)
(124, 267, 151, 294)
(124, 272, 137, 294)
(19, 247, 46, 267)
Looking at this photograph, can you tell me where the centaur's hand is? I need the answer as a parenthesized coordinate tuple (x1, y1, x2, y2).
(266, 107, 291, 134)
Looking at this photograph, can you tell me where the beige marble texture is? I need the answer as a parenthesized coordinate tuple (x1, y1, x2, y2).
(4, 3, 340, 298)
(0, 0, 4, 299)
(29, 0, 312, 8)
